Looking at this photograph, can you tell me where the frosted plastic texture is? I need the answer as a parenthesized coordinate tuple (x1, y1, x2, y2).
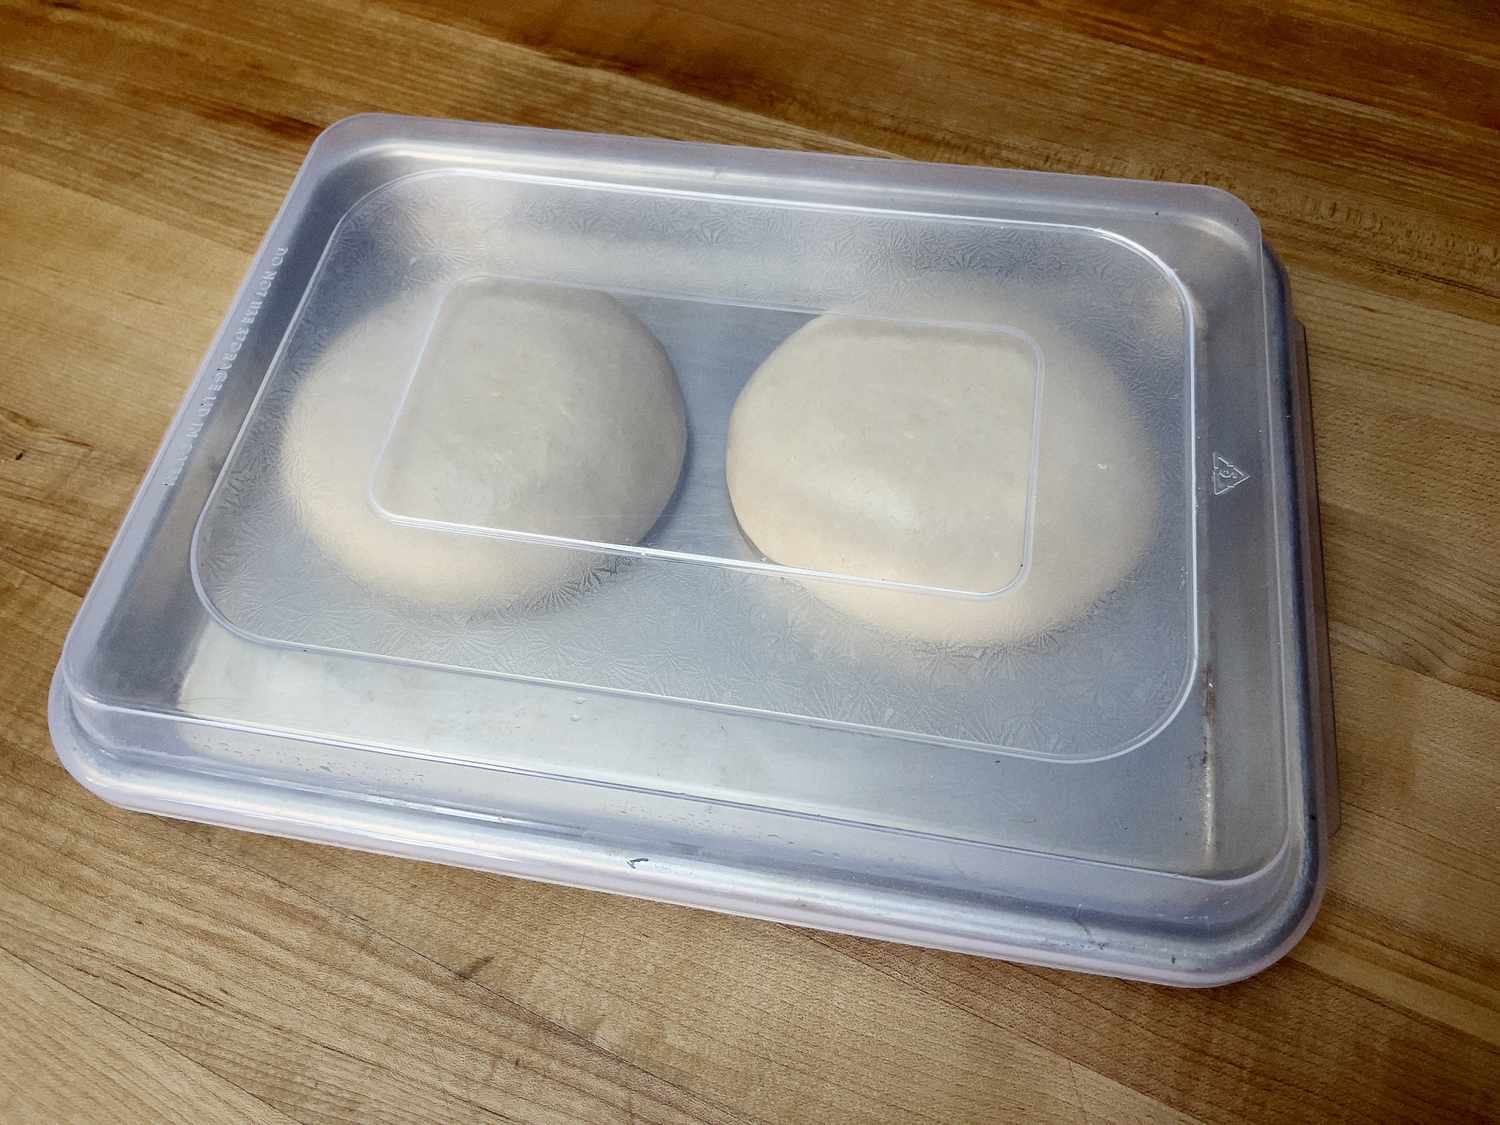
(50, 116, 1332, 986)
(193, 169, 1193, 759)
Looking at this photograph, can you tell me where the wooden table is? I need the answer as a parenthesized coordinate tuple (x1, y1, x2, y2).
(2, 1, 1498, 1120)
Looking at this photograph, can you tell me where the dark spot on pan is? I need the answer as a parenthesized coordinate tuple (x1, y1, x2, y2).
(1200, 662, 1215, 768)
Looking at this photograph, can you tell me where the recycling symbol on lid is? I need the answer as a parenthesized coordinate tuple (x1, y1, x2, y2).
(1212, 453, 1250, 496)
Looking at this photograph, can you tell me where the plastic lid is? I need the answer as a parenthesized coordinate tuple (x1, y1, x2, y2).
(192, 161, 1199, 760)
(53, 117, 1327, 984)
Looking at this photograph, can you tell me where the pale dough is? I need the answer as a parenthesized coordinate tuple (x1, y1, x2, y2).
(281, 280, 686, 607)
(726, 314, 1157, 645)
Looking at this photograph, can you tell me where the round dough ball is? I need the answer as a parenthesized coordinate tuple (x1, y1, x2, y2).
(281, 281, 686, 608)
(726, 314, 1156, 645)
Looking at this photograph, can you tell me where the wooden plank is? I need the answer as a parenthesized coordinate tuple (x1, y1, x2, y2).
(1, 0, 1499, 1121)
(0, 946, 295, 1124)
(366, 0, 1500, 319)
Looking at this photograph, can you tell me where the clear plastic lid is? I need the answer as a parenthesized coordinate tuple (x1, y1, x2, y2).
(191, 160, 1198, 760)
(52, 116, 1331, 984)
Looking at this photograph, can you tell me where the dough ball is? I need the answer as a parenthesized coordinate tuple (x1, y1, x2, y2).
(281, 281, 686, 608)
(726, 314, 1156, 645)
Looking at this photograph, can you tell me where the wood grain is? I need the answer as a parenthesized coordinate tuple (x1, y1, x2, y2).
(2, 0, 1499, 1120)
